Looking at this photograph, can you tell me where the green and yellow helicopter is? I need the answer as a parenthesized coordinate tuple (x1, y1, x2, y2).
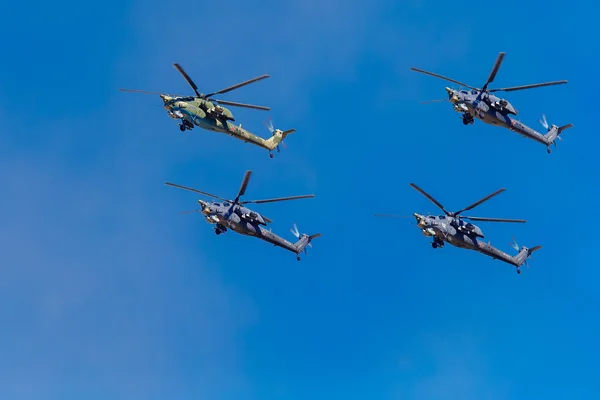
(119, 64, 295, 158)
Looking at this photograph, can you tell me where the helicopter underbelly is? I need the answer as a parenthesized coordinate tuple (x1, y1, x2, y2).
(446, 233, 478, 250)
(221, 218, 259, 236)
(478, 109, 512, 128)
(193, 115, 220, 131)
(174, 108, 222, 132)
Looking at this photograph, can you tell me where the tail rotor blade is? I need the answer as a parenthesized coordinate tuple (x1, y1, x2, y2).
(290, 223, 300, 238)
(266, 116, 275, 133)
(264, 117, 274, 134)
(539, 114, 549, 130)
(510, 236, 520, 252)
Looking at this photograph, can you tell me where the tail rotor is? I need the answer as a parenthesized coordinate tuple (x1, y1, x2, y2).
(290, 222, 312, 253)
(510, 236, 533, 269)
(539, 114, 562, 148)
(264, 116, 288, 152)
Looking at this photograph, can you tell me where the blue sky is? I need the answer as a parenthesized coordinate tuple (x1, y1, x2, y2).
(0, 0, 598, 399)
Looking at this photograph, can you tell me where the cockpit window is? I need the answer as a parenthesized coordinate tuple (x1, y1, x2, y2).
(439, 215, 445, 219)
(223, 202, 230, 207)
(461, 90, 468, 94)
(214, 203, 220, 207)
(471, 90, 477, 94)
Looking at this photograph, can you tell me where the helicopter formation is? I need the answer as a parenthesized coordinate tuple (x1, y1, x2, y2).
(120, 52, 572, 273)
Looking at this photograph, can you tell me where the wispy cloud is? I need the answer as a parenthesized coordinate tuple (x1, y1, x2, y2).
(390, 332, 511, 400)
(0, 104, 257, 398)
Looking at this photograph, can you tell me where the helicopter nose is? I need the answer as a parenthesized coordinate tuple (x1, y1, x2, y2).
(445, 87, 459, 103)
(413, 213, 427, 227)
(197, 200, 211, 214)
(160, 94, 173, 106)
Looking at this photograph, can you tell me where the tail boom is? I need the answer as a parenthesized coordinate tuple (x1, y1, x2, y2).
(508, 117, 573, 152)
(477, 241, 541, 273)
(257, 227, 320, 260)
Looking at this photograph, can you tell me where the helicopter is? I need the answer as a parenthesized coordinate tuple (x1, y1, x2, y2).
(411, 52, 573, 153)
(165, 170, 321, 260)
(119, 63, 295, 158)
(375, 183, 541, 274)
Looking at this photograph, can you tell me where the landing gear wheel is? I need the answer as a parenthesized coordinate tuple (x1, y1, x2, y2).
(215, 230, 221, 235)
(462, 113, 474, 125)
(269, 153, 274, 158)
(179, 124, 186, 132)
(296, 256, 301, 261)
(547, 148, 552, 154)
(517, 269, 522, 275)
(432, 242, 438, 249)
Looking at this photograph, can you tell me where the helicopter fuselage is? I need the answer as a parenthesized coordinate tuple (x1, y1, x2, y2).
(446, 88, 554, 147)
(413, 213, 525, 267)
(414, 214, 481, 250)
(162, 96, 282, 153)
(199, 201, 303, 255)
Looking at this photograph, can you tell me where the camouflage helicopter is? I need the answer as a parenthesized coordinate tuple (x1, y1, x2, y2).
(375, 183, 541, 274)
(166, 170, 321, 260)
(119, 63, 295, 158)
(412, 52, 573, 153)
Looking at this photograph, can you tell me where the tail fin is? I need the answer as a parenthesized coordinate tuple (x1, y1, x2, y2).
(290, 223, 321, 256)
(294, 233, 322, 254)
(514, 245, 542, 268)
(543, 118, 573, 145)
(265, 128, 295, 151)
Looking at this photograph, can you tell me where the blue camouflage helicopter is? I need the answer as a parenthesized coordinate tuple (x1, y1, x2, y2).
(166, 170, 321, 260)
(412, 52, 573, 153)
(376, 183, 541, 274)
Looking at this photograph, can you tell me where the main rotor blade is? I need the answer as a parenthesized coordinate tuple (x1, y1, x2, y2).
(118, 88, 163, 95)
(243, 194, 315, 204)
(454, 188, 506, 216)
(234, 171, 252, 203)
(482, 52, 506, 91)
(173, 63, 202, 97)
(409, 183, 450, 215)
(206, 74, 270, 97)
(165, 182, 228, 202)
(214, 99, 270, 111)
(420, 99, 448, 104)
(373, 214, 413, 218)
(489, 80, 568, 92)
(462, 216, 526, 223)
(410, 68, 478, 90)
